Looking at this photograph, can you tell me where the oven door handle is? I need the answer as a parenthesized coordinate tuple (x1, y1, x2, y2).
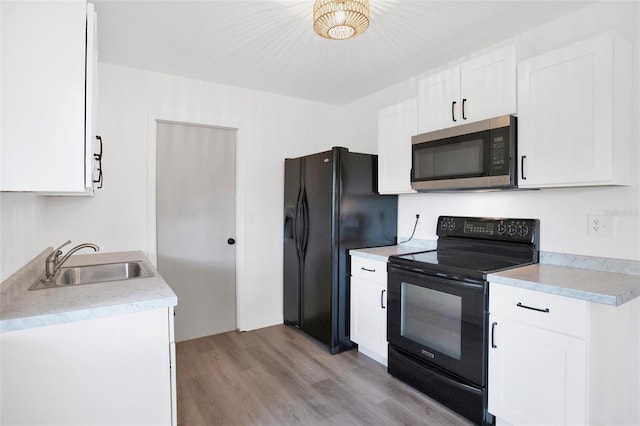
(389, 265, 484, 289)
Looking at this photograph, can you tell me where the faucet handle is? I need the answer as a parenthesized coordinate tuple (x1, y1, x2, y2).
(46, 240, 71, 262)
(52, 240, 72, 256)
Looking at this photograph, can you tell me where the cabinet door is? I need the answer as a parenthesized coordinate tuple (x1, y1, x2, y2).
(488, 315, 586, 425)
(417, 66, 460, 133)
(1, 1, 90, 192)
(350, 276, 387, 362)
(517, 32, 631, 188)
(460, 44, 516, 124)
(85, 2, 99, 193)
(378, 98, 417, 194)
(0, 309, 173, 425)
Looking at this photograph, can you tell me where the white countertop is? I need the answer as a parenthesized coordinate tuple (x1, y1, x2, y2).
(488, 264, 640, 306)
(349, 243, 435, 262)
(0, 250, 177, 333)
(350, 245, 640, 307)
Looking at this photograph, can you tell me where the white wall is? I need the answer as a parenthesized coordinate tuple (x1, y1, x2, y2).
(342, 1, 640, 261)
(2, 63, 341, 332)
(0, 193, 47, 280)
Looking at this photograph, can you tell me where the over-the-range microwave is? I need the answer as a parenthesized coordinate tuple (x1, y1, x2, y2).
(411, 115, 517, 191)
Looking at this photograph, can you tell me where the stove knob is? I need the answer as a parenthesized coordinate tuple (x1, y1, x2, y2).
(507, 224, 517, 235)
(496, 223, 506, 234)
(519, 225, 529, 236)
(440, 219, 449, 230)
(449, 220, 456, 231)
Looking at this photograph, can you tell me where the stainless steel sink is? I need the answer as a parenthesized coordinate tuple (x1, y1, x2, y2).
(29, 261, 154, 290)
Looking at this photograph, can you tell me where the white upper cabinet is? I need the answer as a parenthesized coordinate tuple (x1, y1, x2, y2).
(418, 44, 518, 133)
(1, 1, 98, 193)
(517, 32, 632, 188)
(378, 98, 417, 194)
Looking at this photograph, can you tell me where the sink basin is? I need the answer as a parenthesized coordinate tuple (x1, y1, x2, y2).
(29, 261, 154, 290)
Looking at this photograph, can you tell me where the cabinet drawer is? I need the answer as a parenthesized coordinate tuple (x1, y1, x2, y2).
(489, 283, 587, 339)
(351, 256, 387, 284)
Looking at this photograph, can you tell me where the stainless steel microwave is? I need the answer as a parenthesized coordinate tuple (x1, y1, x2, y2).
(411, 115, 517, 191)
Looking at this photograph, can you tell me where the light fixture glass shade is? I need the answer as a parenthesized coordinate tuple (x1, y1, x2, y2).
(313, 0, 370, 40)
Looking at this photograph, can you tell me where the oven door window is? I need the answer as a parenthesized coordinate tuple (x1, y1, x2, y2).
(401, 283, 462, 360)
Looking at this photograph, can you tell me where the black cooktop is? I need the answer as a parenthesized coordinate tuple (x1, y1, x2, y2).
(388, 216, 540, 282)
(389, 249, 535, 282)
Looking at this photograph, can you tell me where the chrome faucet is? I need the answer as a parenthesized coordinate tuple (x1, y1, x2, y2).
(44, 240, 100, 281)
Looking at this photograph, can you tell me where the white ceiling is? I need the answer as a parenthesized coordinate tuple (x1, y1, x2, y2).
(94, 0, 595, 105)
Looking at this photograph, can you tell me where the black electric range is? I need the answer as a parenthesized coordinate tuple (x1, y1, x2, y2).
(386, 216, 540, 425)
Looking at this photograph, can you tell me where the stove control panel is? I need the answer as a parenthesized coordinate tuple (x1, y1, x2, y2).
(436, 216, 539, 244)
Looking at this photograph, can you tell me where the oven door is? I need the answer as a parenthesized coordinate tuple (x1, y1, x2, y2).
(387, 264, 488, 386)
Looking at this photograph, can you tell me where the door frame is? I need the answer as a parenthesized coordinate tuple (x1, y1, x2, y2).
(146, 113, 246, 331)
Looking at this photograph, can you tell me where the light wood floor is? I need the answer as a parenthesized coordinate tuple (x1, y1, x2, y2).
(176, 324, 472, 425)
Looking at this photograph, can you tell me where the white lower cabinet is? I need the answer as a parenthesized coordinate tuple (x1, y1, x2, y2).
(489, 315, 587, 425)
(350, 256, 388, 365)
(0, 308, 176, 425)
(489, 282, 640, 426)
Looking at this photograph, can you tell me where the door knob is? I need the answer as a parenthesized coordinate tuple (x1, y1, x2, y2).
(227, 238, 236, 245)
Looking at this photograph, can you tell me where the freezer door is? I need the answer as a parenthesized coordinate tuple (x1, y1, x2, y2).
(283, 157, 302, 326)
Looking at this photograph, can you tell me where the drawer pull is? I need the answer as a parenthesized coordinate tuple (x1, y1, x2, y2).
(517, 302, 550, 313)
(361, 267, 376, 273)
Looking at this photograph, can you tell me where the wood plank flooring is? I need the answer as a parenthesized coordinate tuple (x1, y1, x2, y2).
(176, 325, 472, 425)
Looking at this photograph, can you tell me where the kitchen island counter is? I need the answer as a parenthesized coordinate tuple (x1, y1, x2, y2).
(0, 250, 177, 333)
(488, 263, 640, 306)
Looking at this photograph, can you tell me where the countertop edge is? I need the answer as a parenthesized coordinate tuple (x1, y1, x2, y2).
(0, 296, 177, 333)
(487, 274, 624, 306)
(350, 241, 437, 262)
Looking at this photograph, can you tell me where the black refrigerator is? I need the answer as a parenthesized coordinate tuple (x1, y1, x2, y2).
(283, 147, 398, 354)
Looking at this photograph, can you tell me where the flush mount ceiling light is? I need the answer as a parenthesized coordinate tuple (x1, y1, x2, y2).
(313, 0, 370, 40)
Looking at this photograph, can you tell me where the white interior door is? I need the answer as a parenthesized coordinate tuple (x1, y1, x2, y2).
(156, 121, 236, 342)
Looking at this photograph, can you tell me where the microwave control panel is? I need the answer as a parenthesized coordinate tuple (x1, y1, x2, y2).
(489, 127, 511, 175)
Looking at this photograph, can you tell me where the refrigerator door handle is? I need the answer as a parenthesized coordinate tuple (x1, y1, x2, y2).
(300, 189, 310, 254)
(293, 188, 304, 260)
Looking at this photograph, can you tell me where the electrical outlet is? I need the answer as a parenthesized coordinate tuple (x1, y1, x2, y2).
(588, 215, 615, 237)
